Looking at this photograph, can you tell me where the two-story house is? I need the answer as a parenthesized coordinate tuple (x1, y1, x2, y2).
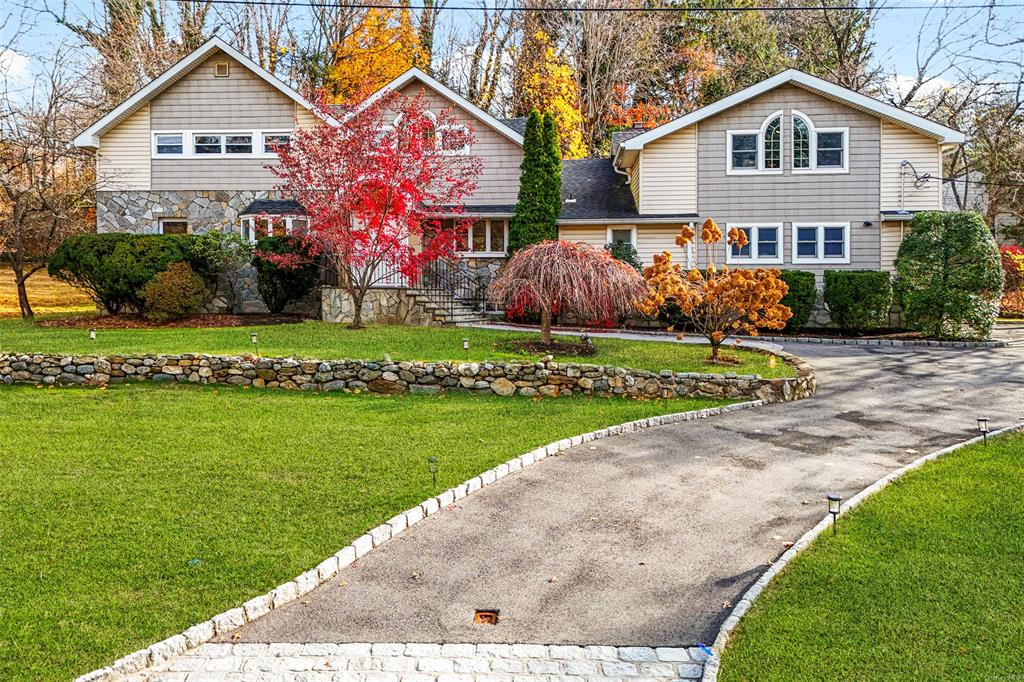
(75, 36, 964, 322)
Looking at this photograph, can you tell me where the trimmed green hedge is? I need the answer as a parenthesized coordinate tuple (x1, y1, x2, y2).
(778, 270, 816, 332)
(823, 270, 893, 331)
(48, 234, 213, 314)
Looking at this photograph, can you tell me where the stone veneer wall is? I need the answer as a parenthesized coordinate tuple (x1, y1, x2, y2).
(321, 288, 439, 326)
(95, 189, 318, 316)
(0, 352, 815, 402)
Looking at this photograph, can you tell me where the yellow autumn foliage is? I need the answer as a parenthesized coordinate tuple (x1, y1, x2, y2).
(326, 7, 424, 103)
(518, 31, 587, 159)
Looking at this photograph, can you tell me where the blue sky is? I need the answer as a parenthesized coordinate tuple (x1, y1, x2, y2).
(2, 1, 1020, 103)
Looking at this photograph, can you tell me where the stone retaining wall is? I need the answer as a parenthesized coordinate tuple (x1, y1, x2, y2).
(0, 351, 814, 402)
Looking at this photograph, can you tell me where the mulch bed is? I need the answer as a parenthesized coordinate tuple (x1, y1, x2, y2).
(499, 339, 597, 357)
(38, 314, 308, 330)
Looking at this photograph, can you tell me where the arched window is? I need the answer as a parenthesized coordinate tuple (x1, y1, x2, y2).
(762, 115, 781, 170)
(793, 114, 811, 169)
(727, 111, 783, 173)
(792, 110, 847, 172)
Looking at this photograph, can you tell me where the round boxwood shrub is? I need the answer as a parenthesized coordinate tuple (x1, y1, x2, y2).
(778, 270, 816, 332)
(140, 262, 206, 322)
(895, 211, 1003, 339)
(823, 270, 893, 332)
(252, 235, 320, 313)
(48, 233, 215, 314)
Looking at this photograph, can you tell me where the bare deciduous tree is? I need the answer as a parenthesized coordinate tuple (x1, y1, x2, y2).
(0, 50, 95, 319)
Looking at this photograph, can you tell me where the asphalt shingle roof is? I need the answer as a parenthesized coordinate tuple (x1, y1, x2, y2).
(239, 199, 306, 216)
(500, 117, 528, 137)
(558, 158, 698, 222)
(610, 128, 647, 155)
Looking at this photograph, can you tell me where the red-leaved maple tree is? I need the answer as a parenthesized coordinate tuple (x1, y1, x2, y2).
(267, 89, 482, 326)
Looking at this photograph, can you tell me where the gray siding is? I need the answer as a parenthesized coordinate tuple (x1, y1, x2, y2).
(397, 83, 523, 206)
(696, 84, 881, 276)
(150, 50, 296, 190)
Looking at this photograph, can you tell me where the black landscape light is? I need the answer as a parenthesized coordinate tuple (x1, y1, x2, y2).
(463, 337, 470, 358)
(89, 328, 97, 341)
(428, 455, 439, 488)
(827, 493, 842, 536)
(977, 417, 990, 445)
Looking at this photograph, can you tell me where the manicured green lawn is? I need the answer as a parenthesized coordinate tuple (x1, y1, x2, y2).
(0, 319, 793, 377)
(0, 383, 723, 680)
(719, 432, 1024, 682)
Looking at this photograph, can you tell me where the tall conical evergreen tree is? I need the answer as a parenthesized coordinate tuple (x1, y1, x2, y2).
(542, 112, 563, 226)
(509, 109, 558, 252)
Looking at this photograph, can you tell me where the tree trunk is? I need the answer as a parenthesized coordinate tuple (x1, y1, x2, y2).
(709, 339, 721, 363)
(16, 274, 34, 320)
(349, 287, 365, 328)
(540, 306, 552, 344)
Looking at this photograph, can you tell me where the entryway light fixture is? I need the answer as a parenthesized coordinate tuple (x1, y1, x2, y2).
(977, 417, 990, 445)
(827, 493, 842, 535)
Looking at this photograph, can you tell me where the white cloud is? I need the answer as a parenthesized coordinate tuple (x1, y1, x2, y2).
(885, 73, 956, 102)
(0, 48, 35, 93)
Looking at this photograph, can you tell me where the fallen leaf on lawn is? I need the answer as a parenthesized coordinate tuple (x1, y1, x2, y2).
(783, 541, 794, 548)
(722, 601, 733, 609)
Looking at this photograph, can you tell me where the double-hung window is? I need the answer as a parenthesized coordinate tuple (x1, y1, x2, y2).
(727, 111, 783, 174)
(154, 133, 183, 155)
(725, 224, 783, 264)
(262, 132, 291, 155)
(792, 223, 850, 263)
(792, 111, 848, 172)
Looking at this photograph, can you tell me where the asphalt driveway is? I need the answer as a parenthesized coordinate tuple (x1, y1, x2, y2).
(231, 341, 1024, 647)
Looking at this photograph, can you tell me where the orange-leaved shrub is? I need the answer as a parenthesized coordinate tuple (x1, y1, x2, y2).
(639, 218, 792, 362)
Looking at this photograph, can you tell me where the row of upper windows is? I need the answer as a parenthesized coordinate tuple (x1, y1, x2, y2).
(726, 111, 848, 175)
(152, 131, 292, 158)
(726, 222, 851, 265)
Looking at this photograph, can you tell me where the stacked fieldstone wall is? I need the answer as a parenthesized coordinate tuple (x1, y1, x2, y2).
(0, 352, 814, 402)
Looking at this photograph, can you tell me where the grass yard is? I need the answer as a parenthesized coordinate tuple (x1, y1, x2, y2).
(718, 431, 1024, 682)
(0, 384, 724, 680)
(0, 318, 793, 378)
(0, 266, 94, 317)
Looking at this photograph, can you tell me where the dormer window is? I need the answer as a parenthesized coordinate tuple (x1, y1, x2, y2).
(727, 111, 783, 174)
(792, 111, 848, 173)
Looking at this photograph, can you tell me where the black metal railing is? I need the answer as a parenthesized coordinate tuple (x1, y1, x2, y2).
(415, 258, 489, 319)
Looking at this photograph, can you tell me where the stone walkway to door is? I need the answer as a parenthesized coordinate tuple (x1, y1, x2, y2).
(122, 341, 1024, 681)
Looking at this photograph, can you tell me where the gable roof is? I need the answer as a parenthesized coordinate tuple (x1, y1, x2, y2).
(361, 68, 524, 146)
(614, 69, 965, 167)
(74, 36, 326, 149)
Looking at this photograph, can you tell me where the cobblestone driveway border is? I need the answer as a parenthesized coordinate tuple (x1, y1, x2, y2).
(700, 421, 1024, 682)
(75, 400, 767, 682)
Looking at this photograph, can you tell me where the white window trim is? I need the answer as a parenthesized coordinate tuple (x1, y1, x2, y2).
(726, 111, 784, 175)
(393, 111, 471, 156)
(157, 217, 190, 235)
(456, 219, 508, 257)
(606, 225, 638, 248)
(724, 223, 784, 265)
(239, 215, 307, 244)
(791, 221, 852, 264)
(151, 130, 293, 159)
(791, 111, 849, 175)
